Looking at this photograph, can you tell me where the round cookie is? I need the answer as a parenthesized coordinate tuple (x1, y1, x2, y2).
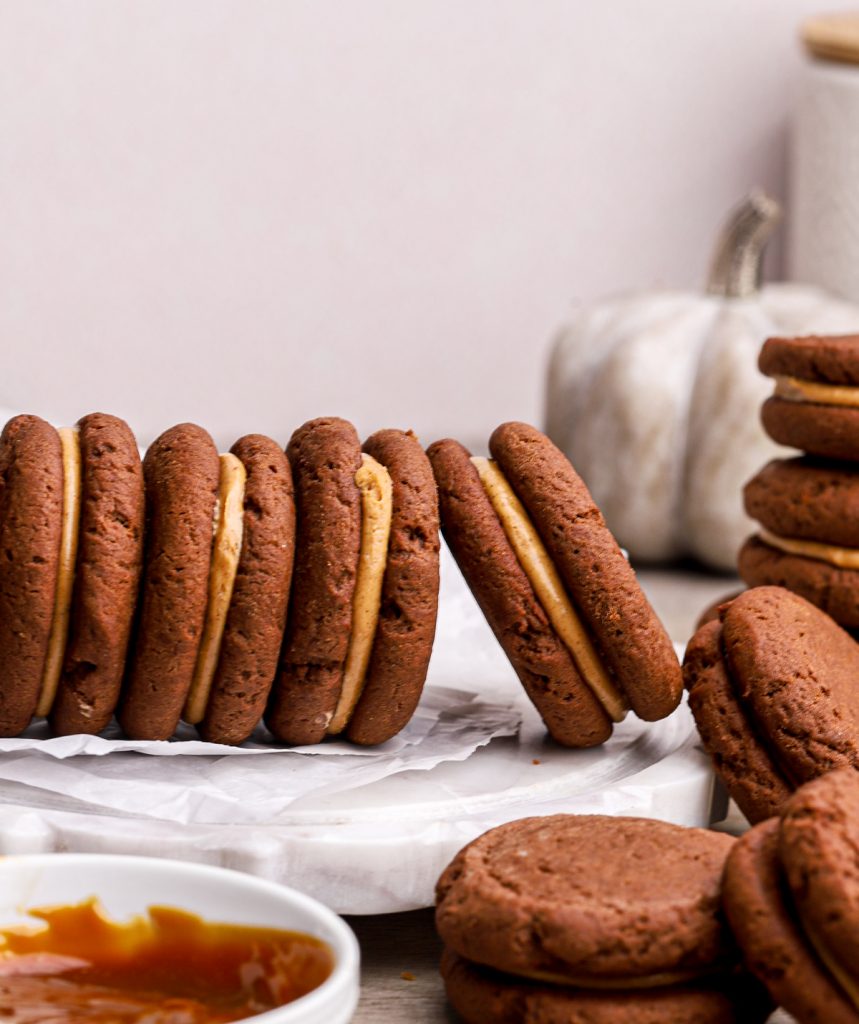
(426, 438, 612, 748)
(51, 413, 145, 736)
(199, 435, 296, 746)
(738, 536, 859, 628)
(683, 620, 792, 825)
(721, 586, 859, 784)
(440, 950, 767, 1024)
(722, 818, 857, 1024)
(266, 417, 362, 745)
(346, 429, 440, 746)
(0, 415, 63, 736)
(119, 423, 220, 741)
(744, 457, 859, 547)
(435, 815, 736, 983)
(761, 397, 859, 461)
(759, 334, 859, 384)
(488, 422, 681, 722)
(779, 768, 859, 995)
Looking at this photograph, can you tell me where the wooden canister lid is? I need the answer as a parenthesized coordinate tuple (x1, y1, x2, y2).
(803, 12, 859, 65)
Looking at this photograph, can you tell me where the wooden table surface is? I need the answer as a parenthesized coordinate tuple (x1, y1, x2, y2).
(345, 567, 742, 1023)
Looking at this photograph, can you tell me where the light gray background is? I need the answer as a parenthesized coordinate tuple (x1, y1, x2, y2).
(0, 0, 831, 449)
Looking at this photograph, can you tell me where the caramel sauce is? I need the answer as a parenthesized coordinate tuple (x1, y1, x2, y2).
(0, 899, 334, 1023)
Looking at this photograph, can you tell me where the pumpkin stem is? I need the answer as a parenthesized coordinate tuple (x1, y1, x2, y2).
(706, 190, 782, 299)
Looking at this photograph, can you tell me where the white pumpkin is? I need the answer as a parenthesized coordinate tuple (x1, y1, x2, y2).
(546, 192, 859, 570)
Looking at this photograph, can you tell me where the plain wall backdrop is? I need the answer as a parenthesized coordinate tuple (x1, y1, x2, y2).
(0, 0, 833, 449)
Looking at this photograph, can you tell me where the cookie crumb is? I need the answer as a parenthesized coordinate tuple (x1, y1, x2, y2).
(400, 971, 416, 981)
(532, 758, 541, 765)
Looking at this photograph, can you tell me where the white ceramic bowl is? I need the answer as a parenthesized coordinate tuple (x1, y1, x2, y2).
(0, 853, 360, 1023)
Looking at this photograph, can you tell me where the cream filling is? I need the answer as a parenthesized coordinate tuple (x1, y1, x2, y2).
(183, 453, 247, 725)
(36, 427, 82, 718)
(774, 375, 859, 408)
(506, 965, 718, 989)
(758, 526, 859, 570)
(801, 915, 859, 1011)
(471, 457, 628, 723)
(328, 454, 393, 736)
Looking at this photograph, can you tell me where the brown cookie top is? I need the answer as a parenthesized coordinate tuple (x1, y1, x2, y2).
(346, 429, 440, 746)
(0, 415, 63, 736)
(683, 620, 792, 825)
(119, 423, 219, 740)
(51, 414, 145, 736)
(199, 435, 296, 746)
(721, 587, 859, 784)
(738, 535, 859, 629)
(779, 768, 859, 992)
(266, 417, 362, 745)
(722, 818, 857, 1024)
(744, 457, 859, 547)
(435, 815, 736, 982)
(759, 334, 859, 385)
(761, 396, 859, 461)
(440, 950, 767, 1024)
(426, 438, 612, 748)
(488, 422, 681, 722)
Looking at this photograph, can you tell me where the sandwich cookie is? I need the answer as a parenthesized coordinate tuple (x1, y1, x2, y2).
(683, 586, 859, 824)
(440, 951, 770, 1024)
(760, 333, 859, 460)
(436, 815, 767, 1023)
(194, 435, 296, 745)
(50, 414, 145, 735)
(740, 456, 859, 627)
(119, 424, 221, 740)
(426, 422, 681, 748)
(0, 415, 64, 735)
(267, 419, 439, 745)
(723, 769, 859, 1022)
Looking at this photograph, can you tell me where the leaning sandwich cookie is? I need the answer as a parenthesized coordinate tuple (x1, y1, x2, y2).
(427, 422, 682, 747)
(266, 419, 439, 746)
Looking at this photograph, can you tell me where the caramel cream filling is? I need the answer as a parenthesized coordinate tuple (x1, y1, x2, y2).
(507, 965, 717, 989)
(801, 915, 859, 1011)
(758, 527, 859, 570)
(471, 457, 628, 723)
(775, 375, 859, 408)
(36, 427, 82, 718)
(328, 454, 393, 735)
(183, 453, 247, 725)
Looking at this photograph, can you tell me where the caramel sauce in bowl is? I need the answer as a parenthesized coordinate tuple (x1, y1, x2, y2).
(0, 855, 360, 1024)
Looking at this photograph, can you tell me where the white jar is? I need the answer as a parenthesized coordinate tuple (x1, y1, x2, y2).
(790, 13, 859, 302)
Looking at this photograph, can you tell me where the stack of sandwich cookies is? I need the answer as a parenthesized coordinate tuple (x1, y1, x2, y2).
(436, 815, 770, 1023)
(120, 424, 297, 743)
(683, 586, 859, 824)
(0, 414, 145, 738)
(740, 456, 859, 627)
(723, 768, 859, 1022)
(266, 418, 439, 746)
(760, 333, 859, 460)
(427, 422, 681, 748)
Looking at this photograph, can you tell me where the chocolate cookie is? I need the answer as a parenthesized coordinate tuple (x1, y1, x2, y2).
(427, 437, 612, 748)
(779, 768, 859, 997)
(760, 334, 859, 459)
(683, 586, 859, 822)
(199, 435, 296, 745)
(266, 417, 363, 745)
(440, 950, 768, 1024)
(738, 535, 859, 628)
(50, 414, 145, 736)
(0, 415, 63, 736)
(683, 620, 792, 825)
(345, 429, 440, 746)
(436, 815, 736, 983)
(119, 423, 220, 740)
(722, 817, 857, 1024)
(694, 593, 743, 632)
(489, 422, 680, 722)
